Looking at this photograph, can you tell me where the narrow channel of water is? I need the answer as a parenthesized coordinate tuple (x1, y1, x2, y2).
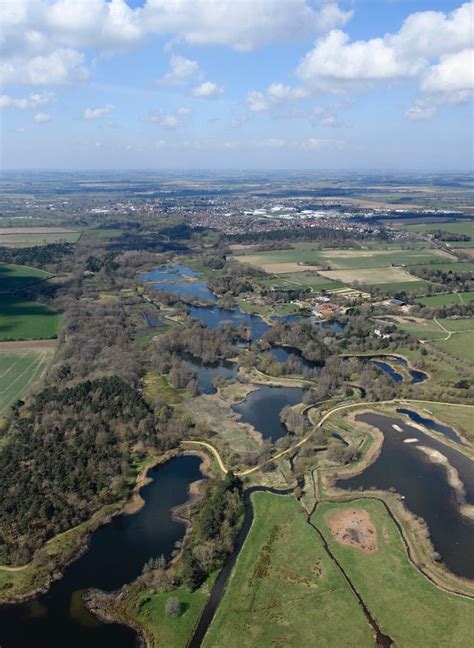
(232, 385, 305, 442)
(337, 412, 474, 579)
(0, 455, 204, 648)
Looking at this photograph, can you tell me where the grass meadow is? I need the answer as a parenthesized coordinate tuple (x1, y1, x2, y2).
(0, 295, 59, 341)
(203, 492, 372, 648)
(0, 264, 51, 292)
(315, 499, 474, 647)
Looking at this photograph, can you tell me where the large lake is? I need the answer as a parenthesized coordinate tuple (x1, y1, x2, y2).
(0, 455, 204, 648)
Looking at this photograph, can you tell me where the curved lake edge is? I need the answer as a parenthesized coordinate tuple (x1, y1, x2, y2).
(81, 449, 212, 648)
(396, 407, 471, 448)
(340, 353, 429, 384)
(325, 409, 474, 594)
(0, 450, 209, 606)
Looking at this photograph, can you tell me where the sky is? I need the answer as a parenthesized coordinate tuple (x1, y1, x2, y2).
(1, 0, 473, 171)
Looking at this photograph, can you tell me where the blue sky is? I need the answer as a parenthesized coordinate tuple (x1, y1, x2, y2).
(1, 1, 473, 170)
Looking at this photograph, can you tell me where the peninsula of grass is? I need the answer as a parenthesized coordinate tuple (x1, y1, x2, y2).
(202, 492, 372, 648)
(314, 499, 474, 647)
(0, 295, 59, 341)
(0, 263, 51, 292)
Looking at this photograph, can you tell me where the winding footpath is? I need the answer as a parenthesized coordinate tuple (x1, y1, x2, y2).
(183, 398, 474, 477)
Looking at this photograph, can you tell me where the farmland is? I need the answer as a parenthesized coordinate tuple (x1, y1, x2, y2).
(402, 221, 474, 246)
(0, 346, 53, 415)
(202, 492, 372, 648)
(418, 291, 474, 306)
(314, 499, 474, 647)
(0, 295, 59, 341)
(388, 316, 474, 362)
(0, 228, 80, 248)
(261, 271, 344, 292)
(0, 264, 51, 292)
(234, 244, 461, 291)
(236, 246, 453, 272)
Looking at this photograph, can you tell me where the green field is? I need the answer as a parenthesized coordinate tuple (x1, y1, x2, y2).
(237, 247, 453, 271)
(0, 264, 51, 292)
(0, 295, 59, 341)
(262, 271, 344, 292)
(203, 492, 372, 648)
(0, 350, 52, 414)
(315, 499, 474, 646)
(0, 229, 80, 248)
(418, 291, 474, 306)
(374, 280, 432, 292)
(392, 317, 474, 361)
(403, 221, 474, 247)
(412, 261, 474, 273)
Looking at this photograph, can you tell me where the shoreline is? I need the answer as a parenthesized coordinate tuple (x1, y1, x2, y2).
(0, 449, 179, 605)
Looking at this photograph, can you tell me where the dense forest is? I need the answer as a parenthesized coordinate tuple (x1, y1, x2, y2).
(0, 377, 154, 565)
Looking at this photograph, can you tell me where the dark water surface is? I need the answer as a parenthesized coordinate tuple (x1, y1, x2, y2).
(232, 385, 305, 442)
(141, 264, 217, 302)
(182, 352, 239, 394)
(0, 455, 204, 648)
(189, 304, 270, 339)
(337, 412, 474, 579)
(397, 408, 467, 446)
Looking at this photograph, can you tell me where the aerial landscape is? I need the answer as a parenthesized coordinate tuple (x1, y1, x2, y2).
(0, 1, 473, 647)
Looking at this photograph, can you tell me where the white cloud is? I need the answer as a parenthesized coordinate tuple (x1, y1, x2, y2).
(149, 106, 191, 129)
(297, 30, 423, 86)
(33, 111, 51, 123)
(158, 55, 201, 84)
(247, 83, 308, 112)
(192, 81, 224, 98)
(0, 0, 352, 85)
(277, 2, 474, 116)
(421, 49, 474, 94)
(405, 103, 436, 121)
(84, 104, 115, 119)
(0, 92, 55, 109)
(0, 48, 88, 85)
(140, 0, 352, 52)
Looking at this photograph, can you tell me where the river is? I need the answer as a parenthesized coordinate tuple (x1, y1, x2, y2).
(0, 455, 204, 648)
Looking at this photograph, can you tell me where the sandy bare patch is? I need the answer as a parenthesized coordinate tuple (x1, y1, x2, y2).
(0, 340, 57, 351)
(457, 248, 474, 258)
(328, 508, 378, 554)
(236, 257, 321, 274)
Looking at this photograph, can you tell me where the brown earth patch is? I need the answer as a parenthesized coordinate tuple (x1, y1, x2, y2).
(327, 508, 378, 554)
(457, 248, 474, 258)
